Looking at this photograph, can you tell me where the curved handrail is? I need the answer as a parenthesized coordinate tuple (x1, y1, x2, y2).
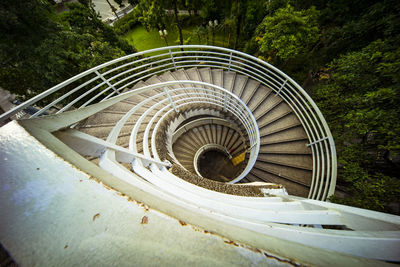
(99, 80, 259, 183)
(0, 45, 336, 200)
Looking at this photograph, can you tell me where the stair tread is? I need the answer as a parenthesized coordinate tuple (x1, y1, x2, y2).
(211, 69, 223, 87)
(185, 68, 204, 89)
(247, 85, 273, 111)
(223, 71, 237, 92)
(253, 96, 283, 120)
(259, 115, 302, 136)
(250, 167, 309, 197)
(256, 155, 312, 171)
(240, 79, 260, 105)
(260, 136, 308, 145)
(259, 140, 311, 154)
(198, 68, 212, 84)
(254, 161, 312, 186)
(232, 74, 248, 97)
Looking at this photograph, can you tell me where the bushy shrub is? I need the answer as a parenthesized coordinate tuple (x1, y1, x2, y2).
(114, 10, 140, 35)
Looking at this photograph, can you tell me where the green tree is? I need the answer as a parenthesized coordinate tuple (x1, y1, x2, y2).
(255, 5, 320, 63)
(61, 3, 134, 54)
(135, 0, 185, 45)
(0, 0, 134, 98)
(314, 37, 400, 213)
(135, 0, 166, 32)
(105, 0, 120, 20)
(171, 0, 183, 45)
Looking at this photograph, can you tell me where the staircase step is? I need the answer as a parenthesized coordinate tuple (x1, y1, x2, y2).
(226, 133, 240, 150)
(232, 74, 248, 97)
(192, 127, 208, 146)
(260, 121, 301, 136)
(253, 161, 311, 186)
(198, 68, 213, 84)
(204, 125, 213, 144)
(260, 136, 307, 146)
(244, 173, 265, 183)
(223, 71, 237, 92)
(180, 132, 202, 149)
(210, 124, 217, 143)
(223, 128, 234, 147)
(187, 130, 205, 148)
(215, 125, 222, 145)
(250, 166, 309, 197)
(257, 110, 293, 131)
(173, 139, 198, 154)
(159, 71, 181, 89)
(174, 68, 190, 81)
(219, 126, 229, 147)
(239, 177, 251, 183)
(211, 69, 223, 88)
(174, 147, 195, 159)
(130, 80, 149, 91)
(146, 75, 164, 85)
(256, 154, 312, 171)
(259, 140, 311, 155)
(198, 126, 210, 145)
(186, 67, 201, 81)
(239, 79, 260, 105)
(260, 127, 308, 143)
(230, 137, 245, 152)
(246, 85, 273, 112)
(259, 115, 301, 136)
(253, 95, 283, 120)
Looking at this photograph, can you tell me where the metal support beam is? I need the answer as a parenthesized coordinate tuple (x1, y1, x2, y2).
(95, 70, 120, 95)
(307, 136, 329, 147)
(275, 79, 288, 97)
(54, 129, 170, 167)
(249, 142, 257, 151)
(228, 52, 233, 72)
(223, 92, 228, 111)
(224, 147, 232, 159)
(169, 48, 177, 70)
(163, 87, 178, 113)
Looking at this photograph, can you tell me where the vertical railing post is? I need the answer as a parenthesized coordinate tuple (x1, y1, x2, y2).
(223, 92, 228, 111)
(163, 87, 178, 113)
(249, 141, 257, 152)
(228, 52, 233, 72)
(95, 70, 120, 95)
(169, 48, 177, 70)
(275, 79, 288, 97)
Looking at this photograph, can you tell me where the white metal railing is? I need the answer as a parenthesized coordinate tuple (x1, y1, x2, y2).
(0, 45, 336, 200)
(98, 80, 259, 183)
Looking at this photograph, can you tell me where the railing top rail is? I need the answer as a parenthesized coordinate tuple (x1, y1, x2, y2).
(1, 46, 328, 133)
(126, 81, 260, 150)
(0, 45, 335, 199)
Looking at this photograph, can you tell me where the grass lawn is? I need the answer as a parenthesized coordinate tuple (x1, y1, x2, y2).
(124, 24, 229, 52)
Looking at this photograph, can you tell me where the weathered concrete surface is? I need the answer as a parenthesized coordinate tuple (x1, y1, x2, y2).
(0, 121, 289, 266)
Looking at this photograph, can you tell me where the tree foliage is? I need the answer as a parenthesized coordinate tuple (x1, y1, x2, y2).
(135, 0, 166, 31)
(255, 5, 320, 62)
(314, 37, 400, 212)
(2, 0, 399, 213)
(0, 0, 135, 98)
(113, 9, 140, 35)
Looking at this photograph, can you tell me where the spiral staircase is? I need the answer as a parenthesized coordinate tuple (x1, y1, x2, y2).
(1, 46, 399, 266)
